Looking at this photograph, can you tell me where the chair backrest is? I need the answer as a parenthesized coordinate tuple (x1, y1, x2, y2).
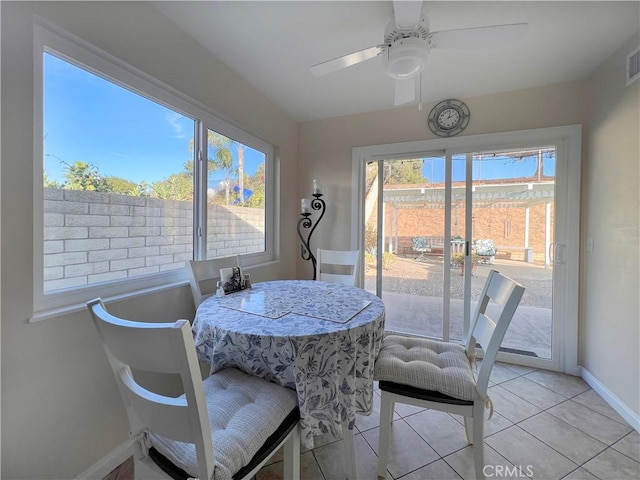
(187, 255, 240, 307)
(316, 248, 359, 286)
(411, 236, 431, 252)
(463, 270, 525, 397)
(475, 239, 496, 256)
(87, 298, 215, 480)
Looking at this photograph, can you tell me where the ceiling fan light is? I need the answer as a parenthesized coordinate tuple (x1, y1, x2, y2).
(389, 58, 421, 78)
(386, 37, 429, 79)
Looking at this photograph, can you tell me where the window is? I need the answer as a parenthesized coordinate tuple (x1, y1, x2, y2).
(42, 53, 196, 292)
(203, 129, 267, 260)
(34, 24, 274, 315)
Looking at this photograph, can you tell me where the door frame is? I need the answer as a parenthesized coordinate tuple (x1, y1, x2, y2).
(351, 125, 581, 374)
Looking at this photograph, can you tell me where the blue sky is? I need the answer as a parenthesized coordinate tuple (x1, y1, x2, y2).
(422, 153, 555, 184)
(44, 53, 264, 187)
(44, 52, 554, 188)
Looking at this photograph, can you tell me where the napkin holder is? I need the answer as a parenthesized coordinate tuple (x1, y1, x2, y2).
(220, 266, 244, 294)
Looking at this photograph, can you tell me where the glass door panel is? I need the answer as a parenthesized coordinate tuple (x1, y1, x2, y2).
(364, 156, 449, 340)
(470, 148, 556, 359)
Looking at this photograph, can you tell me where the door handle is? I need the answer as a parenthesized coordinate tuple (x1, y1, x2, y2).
(554, 243, 565, 265)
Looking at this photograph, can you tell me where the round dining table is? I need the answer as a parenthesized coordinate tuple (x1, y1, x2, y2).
(191, 279, 386, 452)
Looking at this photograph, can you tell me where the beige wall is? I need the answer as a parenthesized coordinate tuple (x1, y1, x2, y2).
(298, 81, 588, 278)
(298, 33, 639, 420)
(1, 2, 298, 478)
(581, 32, 640, 416)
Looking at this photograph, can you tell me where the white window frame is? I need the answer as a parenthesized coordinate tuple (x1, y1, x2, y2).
(32, 21, 275, 321)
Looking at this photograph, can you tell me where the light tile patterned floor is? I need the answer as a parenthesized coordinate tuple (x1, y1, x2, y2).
(104, 363, 639, 480)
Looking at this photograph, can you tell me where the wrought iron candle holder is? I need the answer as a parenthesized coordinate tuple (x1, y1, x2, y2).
(297, 188, 326, 280)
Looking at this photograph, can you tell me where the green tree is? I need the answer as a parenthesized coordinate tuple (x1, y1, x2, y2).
(365, 159, 427, 188)
(150, 172, 192, 201)
(108, 177, 151, 197)
(105, 176, 143, 196)
(189, 133, 245, 205)
(150, 159, 193, 200)
(385, 159, 426, 185)
(243, 162, 266, 208)
(207, 131, 240, 206)
(135, 180, 151, 197)
(43, 171, 62, 188)
(62, 161, 111, 191)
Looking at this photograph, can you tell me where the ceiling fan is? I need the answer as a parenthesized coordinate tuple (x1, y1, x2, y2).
(310, 1, 528, 106)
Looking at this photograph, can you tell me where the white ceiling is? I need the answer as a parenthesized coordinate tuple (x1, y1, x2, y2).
(154, 1, 640, 122)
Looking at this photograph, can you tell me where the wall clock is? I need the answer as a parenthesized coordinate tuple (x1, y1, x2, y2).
(428, 99, 470, 137)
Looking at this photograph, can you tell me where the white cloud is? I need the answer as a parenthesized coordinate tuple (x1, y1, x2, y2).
(166, 112, 187, 139)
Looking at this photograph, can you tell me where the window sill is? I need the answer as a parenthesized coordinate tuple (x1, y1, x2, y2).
(29, 280, 188, 323)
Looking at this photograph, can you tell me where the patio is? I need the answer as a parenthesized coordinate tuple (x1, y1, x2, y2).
(364, 255, 553, 358)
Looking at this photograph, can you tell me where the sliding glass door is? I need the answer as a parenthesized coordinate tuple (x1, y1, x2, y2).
(355, 126, 580, 372)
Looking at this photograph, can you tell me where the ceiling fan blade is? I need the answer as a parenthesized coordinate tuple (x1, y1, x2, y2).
(311, 45, 384, 77)
(393, 0, 424, 30)
(394, 77, 416, 106)
(428, 23, 528, 49)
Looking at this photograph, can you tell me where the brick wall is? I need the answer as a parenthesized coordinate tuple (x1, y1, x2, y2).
(43, 188, 265, 291)
(378, 202, 555, 264)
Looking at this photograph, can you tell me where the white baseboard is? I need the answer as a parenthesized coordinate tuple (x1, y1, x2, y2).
(76, 439, 133, 479)
(580, 366, 640, 432)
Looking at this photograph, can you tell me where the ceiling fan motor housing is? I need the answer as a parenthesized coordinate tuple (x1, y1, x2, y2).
(386, 37, 429, 79)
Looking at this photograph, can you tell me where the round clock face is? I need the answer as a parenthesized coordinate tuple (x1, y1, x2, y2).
(428, 99, 470, 137)
(437, 108, 460, 129)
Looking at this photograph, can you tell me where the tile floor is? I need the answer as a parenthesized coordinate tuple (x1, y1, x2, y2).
(104, 363, 639, 480)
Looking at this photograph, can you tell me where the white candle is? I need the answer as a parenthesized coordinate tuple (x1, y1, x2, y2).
(301, 198, 311, 214)
(313, 179, 322, 195)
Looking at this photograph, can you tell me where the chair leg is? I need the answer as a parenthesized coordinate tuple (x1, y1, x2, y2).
(472, 403, 485, 480)
(464, 416, 473, 444)
(283, 425, 300, 480)
(343, 420, 357, 480)
(377, 392, 394, 479)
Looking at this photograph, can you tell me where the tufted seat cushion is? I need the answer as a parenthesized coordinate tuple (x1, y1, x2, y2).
(374, 335, 477, 401)
(149, 368, 299, 480)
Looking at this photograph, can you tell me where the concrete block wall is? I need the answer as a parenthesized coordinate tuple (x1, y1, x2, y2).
(43, 188, 265, 291)
(206, 204, 265, 258)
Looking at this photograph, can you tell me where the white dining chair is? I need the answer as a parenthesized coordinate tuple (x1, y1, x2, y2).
(187, 255, 241, 307)
(373, 270, 525, 480)
(87, 298, 300, 480)
(315, 248, 359, 286)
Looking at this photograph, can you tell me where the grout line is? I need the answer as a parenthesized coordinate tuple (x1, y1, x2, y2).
(610, 432, 640, 465)
(438, 454, 470, 480)
(309, 449, 328, 480)
(570, 394, 635, 428)
(513, 411, 609, 475)
(542, 398, 633, 445)
(558, 465, 602, 480)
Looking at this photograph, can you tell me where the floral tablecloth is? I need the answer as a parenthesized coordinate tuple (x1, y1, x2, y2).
(192, 280, 385, 448)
